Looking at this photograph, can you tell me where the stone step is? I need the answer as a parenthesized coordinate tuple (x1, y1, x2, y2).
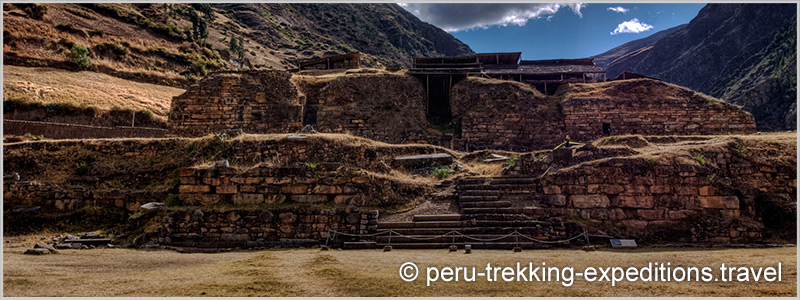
(458, 184, 537, 191)
(374, 242, 557, 249)
(487, 177, 539, 184)
(458, 195, 500, 202)
(376, 234, 524, 244)
(377, 222, 416, 229)
(462, 207, 544, 215)
(459, 190, 502, 196)
(470, 219, 546, 227)
(385, 227, 463, 235)
(413, 214, 462, 222)
(462, 213, 538, 221)
(460, 201, 512, 208)
(458, 178, 490, 185)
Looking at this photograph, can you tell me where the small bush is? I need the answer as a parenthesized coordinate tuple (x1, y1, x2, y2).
(67, 45, 93, 69)
(57, 38, 75, 48)
(164, 194, 182, 207)
(75, 162, 90, 175)
(25, 4, 48, 20)
(94, 42, 128, 56)
(55, 23, 75, 32)
(692, 154, 706, 166)
(645, 158, 658, 165)
(431, 167, 452, 180)
(89, 29, 105, 37)
(305, 161, 318, 173)
(732, 144, 747, 157)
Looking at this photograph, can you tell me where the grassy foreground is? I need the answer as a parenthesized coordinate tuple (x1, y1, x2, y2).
(3, 234, 796, 297)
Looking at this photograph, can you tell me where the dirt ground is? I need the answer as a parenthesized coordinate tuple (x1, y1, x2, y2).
(3, 233, 796, 297)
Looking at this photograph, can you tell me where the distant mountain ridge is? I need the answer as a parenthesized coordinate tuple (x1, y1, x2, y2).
(3, 3, 473, 85)
(593, 4, 797, 131)
(592, 24, 686, 68)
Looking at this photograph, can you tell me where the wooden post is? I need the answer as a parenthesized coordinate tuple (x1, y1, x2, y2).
(426, 75, 430, 116)
(131, 111, 135, 127)
(583, 73, 586, 83)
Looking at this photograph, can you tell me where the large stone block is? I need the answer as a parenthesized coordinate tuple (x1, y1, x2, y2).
(570, 194, 609, 208)
(281, 184, 308, 194)
(312, 185, 342, 194)
(179, 185, 211, 194)
(617, 195, 654, 209)
(233, 193, 264, 205)
(292, 195, 328, 203)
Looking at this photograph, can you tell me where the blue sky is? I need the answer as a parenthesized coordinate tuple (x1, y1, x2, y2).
(401, 3, 705, 60)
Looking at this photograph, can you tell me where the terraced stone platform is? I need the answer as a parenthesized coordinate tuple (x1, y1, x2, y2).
(343, 176, 586, 250)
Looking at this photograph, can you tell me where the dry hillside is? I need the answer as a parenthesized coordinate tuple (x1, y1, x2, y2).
(3, 3, 472, 87)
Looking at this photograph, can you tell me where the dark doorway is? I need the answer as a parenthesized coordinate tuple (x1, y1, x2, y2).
(303, 103, 318, 125)
(603, 123, 611, 135)
(426, 75, 452, 124)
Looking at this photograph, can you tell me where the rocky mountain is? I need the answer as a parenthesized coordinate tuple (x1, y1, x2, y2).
(592, 24, 685, 68)
(2, 3, 472, 86)
(595, 4, 796, 131)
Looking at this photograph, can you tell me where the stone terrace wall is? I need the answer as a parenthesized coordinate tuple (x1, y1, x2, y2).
(155, 208, 377, 248)
(450, 78, 566, 151)
(4, 119, 168, 139)
(527, 153, 795, 243)
(562, 80, 756, 141)
(295, 73, 430, 144)
(3, 180, 165, 212)
(169, 70, 302, 136)
(179, 162, 432, 209)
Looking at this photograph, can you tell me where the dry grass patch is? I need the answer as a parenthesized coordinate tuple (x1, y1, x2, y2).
(4, 237, 796, 297)
(3, 65, 184, 119)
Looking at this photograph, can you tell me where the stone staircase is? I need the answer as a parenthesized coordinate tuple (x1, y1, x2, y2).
(347, 176, 585, 249)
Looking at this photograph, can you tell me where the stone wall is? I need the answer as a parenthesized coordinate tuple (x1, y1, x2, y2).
(3, 180, 164, 212)
(449, 78, 756, 151)
(179, 162, 432, 209)
(499, 145, 796, 243)
(4, 119, 168, 139)
(295, 73, 431, 144)
(563, 98, 756, 141)
(561, 79, 756, 141)
(154, 208, 377, 248)
(168, 70, 303, 136)
(450, 78, 566, 151)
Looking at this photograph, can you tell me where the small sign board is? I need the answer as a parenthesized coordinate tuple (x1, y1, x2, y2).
(610, 239, 637, 248)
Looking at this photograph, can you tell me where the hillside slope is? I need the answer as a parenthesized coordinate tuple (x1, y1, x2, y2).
(592, 24, 685, 68)
(601, 4, 796, 130)
(2, 3, 472, 86)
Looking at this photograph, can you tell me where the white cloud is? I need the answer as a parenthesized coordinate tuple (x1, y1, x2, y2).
(607, 6, 629, 14)
(399, 3, 587, 32)
(610, 18, 654, 35)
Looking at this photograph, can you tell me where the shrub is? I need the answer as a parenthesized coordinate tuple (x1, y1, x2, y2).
(57, 38, 75, 48)
(55, 23, 75, 32)
(24, 4, 48, 20)
(94, 42, 128, 56)
(89, 29, 105, 37)
(732, 144, 747, 157)
(164, 194, 182, 207)
(67, 45, 92, 69)
(305, 161, 318, 172)
(692, 154, 706, 166)
(431, 167, 452, 180)
(75, 162, 90, 175)
(645, 158, 658, 165)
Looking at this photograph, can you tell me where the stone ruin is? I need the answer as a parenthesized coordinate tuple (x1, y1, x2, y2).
(168, 70, 756, 151)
